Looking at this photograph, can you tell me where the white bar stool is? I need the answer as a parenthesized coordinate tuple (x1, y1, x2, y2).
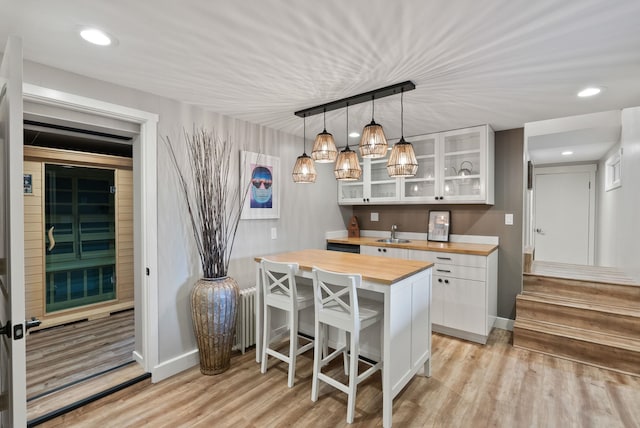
(260, 259, 314, 388)
(310, 267, 383, 424)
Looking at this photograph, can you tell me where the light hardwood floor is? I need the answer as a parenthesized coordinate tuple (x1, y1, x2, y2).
(41, 329, 640, 427)
(26, 309, 135, 399)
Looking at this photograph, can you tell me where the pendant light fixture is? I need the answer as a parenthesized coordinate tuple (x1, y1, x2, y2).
(358, 95, 388, 158)
(311, 109, 337, 163)
(292, 116, 317, 183)
(387, 89, 418, 177)
(334, 103, 362, 181)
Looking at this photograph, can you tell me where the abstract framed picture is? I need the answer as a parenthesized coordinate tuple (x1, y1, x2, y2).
(427, 210, 450, 242)
(241, 151, 280, 219)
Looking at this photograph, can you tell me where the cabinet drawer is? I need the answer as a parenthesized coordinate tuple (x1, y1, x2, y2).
(433, 264, 486, 281)
(423, 251, 486, 268)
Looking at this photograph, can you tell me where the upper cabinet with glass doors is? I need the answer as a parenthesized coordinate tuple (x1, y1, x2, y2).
(338, 124, 494, 205)
(338, 157, 400, 204)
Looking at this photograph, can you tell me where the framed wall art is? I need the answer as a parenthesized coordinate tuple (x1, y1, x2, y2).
(427, 210, 450, 242)
(241, 151, 280, 220)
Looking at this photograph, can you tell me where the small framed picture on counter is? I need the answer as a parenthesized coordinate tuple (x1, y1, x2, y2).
(428, 210, 450, 242)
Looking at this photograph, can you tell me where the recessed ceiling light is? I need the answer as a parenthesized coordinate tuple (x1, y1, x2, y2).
(577, 87, 601, 97)
(562, 151, 574, 156)
(80, 28, 112, 46)
(349, 132, 360, 138)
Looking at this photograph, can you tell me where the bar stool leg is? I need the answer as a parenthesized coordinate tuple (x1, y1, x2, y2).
(261, 305, 271, 374)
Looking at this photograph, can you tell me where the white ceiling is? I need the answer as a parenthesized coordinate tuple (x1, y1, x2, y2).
(526, 110, 621, 165)
(2, 0, 640, 149)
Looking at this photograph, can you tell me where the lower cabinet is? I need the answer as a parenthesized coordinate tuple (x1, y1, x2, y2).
(409, 249, 498, 344)
(360, 245, 408, 259)
(354, 242, 498, 344)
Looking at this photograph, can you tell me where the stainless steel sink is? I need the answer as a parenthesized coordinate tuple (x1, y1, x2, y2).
(376, 238, 411, 244)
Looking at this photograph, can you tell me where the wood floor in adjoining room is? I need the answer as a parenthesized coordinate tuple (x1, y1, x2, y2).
(39, 328, 640, 427)
(26, 309, 135, 399)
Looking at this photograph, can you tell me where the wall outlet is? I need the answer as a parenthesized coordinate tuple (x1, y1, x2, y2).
(271, 227, 277, 239)
(371, 212, 379, 222)
(505, 213, 514, 226)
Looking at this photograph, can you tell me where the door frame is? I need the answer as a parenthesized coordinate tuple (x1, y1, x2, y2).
(22, 83, 159, 375)
(533, 164, 597, 265)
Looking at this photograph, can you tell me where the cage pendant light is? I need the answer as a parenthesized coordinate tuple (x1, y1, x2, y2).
(292, 116, 317, 183)
(311, 110, 337, 163)
(387, 90, 418, 177)
(359, 96, 388, 158)
(334, 104, 362, 181)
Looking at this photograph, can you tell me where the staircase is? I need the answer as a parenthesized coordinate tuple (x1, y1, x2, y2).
(513, 261, 640, 376)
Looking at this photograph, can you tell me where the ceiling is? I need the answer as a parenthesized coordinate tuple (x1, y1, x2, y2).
(2, 0, 640, 150)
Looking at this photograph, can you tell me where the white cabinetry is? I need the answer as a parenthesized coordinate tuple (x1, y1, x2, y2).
(402, 125, 494, 204)
(338, 158, 399, 204)
(409, 249, 498, 344)
(360, 245, 408, 259)
(338, 124, 494, 205)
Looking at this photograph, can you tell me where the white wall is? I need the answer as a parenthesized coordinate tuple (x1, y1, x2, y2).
(618, 107, 640, 282)
(596, 143, 622, 266)
(23, 61, 350, 367)
(594, 106, 640, 281)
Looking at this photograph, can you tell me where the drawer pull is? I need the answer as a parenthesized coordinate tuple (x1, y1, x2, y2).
(437, 269, 451, 273)
(436, 256, 452, 260)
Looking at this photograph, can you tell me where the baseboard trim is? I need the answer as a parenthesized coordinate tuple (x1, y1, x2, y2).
(494, 317, 515, 331)
(152, 349, 199, 383)
(132, 350, 144, 367)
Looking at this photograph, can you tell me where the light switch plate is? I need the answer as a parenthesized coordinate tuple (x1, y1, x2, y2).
(505, 213, 514, 225)
(270, 227, 277, 239)
(371, 212, 379, 222)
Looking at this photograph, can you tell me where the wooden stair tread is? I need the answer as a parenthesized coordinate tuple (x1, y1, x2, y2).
(525, 261, 638, 286)
(27, 362, 148, 422)
(518, 292, 640, 317)
(514, 318, 640, 353)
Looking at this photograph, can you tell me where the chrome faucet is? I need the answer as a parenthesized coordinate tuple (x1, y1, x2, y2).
(390, 224, 398, 240)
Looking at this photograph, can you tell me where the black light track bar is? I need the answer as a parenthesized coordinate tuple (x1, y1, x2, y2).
(294, 81, 415, 118)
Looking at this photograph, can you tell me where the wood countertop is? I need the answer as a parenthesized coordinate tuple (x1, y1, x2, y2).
(327, 237, 498, 256)
(255, 249, 433, 285)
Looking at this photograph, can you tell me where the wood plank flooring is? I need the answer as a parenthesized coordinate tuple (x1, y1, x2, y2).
(26, 309, 135, 399)
(40, 329, 640, 427)
(528, 260, 638, 285)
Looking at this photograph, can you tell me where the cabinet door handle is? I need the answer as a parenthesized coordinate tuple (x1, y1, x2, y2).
(383, 248, 387, 253)
(438, 278, 443, 283)
(437, 269, 451, 273)
(444, 279, 449, 284)
(436, 256, 452, 261)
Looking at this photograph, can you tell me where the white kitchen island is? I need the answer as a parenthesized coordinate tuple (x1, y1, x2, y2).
(254, 249, 433, 428)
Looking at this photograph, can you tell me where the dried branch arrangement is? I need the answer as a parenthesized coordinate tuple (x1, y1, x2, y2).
(165, 128, 247, 278)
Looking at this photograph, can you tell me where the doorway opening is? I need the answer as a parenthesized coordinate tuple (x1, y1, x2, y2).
(22, 121, 140, 419)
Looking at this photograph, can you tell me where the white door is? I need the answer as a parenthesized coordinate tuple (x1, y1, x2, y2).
(0, 36, 27, 427)
(534, 165, 595, 265)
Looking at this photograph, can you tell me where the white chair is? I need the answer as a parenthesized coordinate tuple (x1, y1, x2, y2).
(310, 267, 383, 424)
(260, 259, 314, 388)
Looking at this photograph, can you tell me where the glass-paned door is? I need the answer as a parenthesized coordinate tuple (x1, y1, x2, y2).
(442, 127, 483, 200)
(369, 159, 398, 201)
(402, 134, 437, 201)
(45, 164, 116, 312)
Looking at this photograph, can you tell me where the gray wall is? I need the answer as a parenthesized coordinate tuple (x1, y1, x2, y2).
(23, 60, 349, 364)
(354, 128, 524, 319)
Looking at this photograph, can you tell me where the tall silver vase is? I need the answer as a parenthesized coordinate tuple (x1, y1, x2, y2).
(190, 276, 239, 375)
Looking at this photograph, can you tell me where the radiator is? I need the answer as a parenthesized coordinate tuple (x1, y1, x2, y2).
(234, 287, 257, 354)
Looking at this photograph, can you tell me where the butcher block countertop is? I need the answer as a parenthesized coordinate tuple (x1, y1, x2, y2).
(327, 236, 498, 256)
(255, 249, 433, 285)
